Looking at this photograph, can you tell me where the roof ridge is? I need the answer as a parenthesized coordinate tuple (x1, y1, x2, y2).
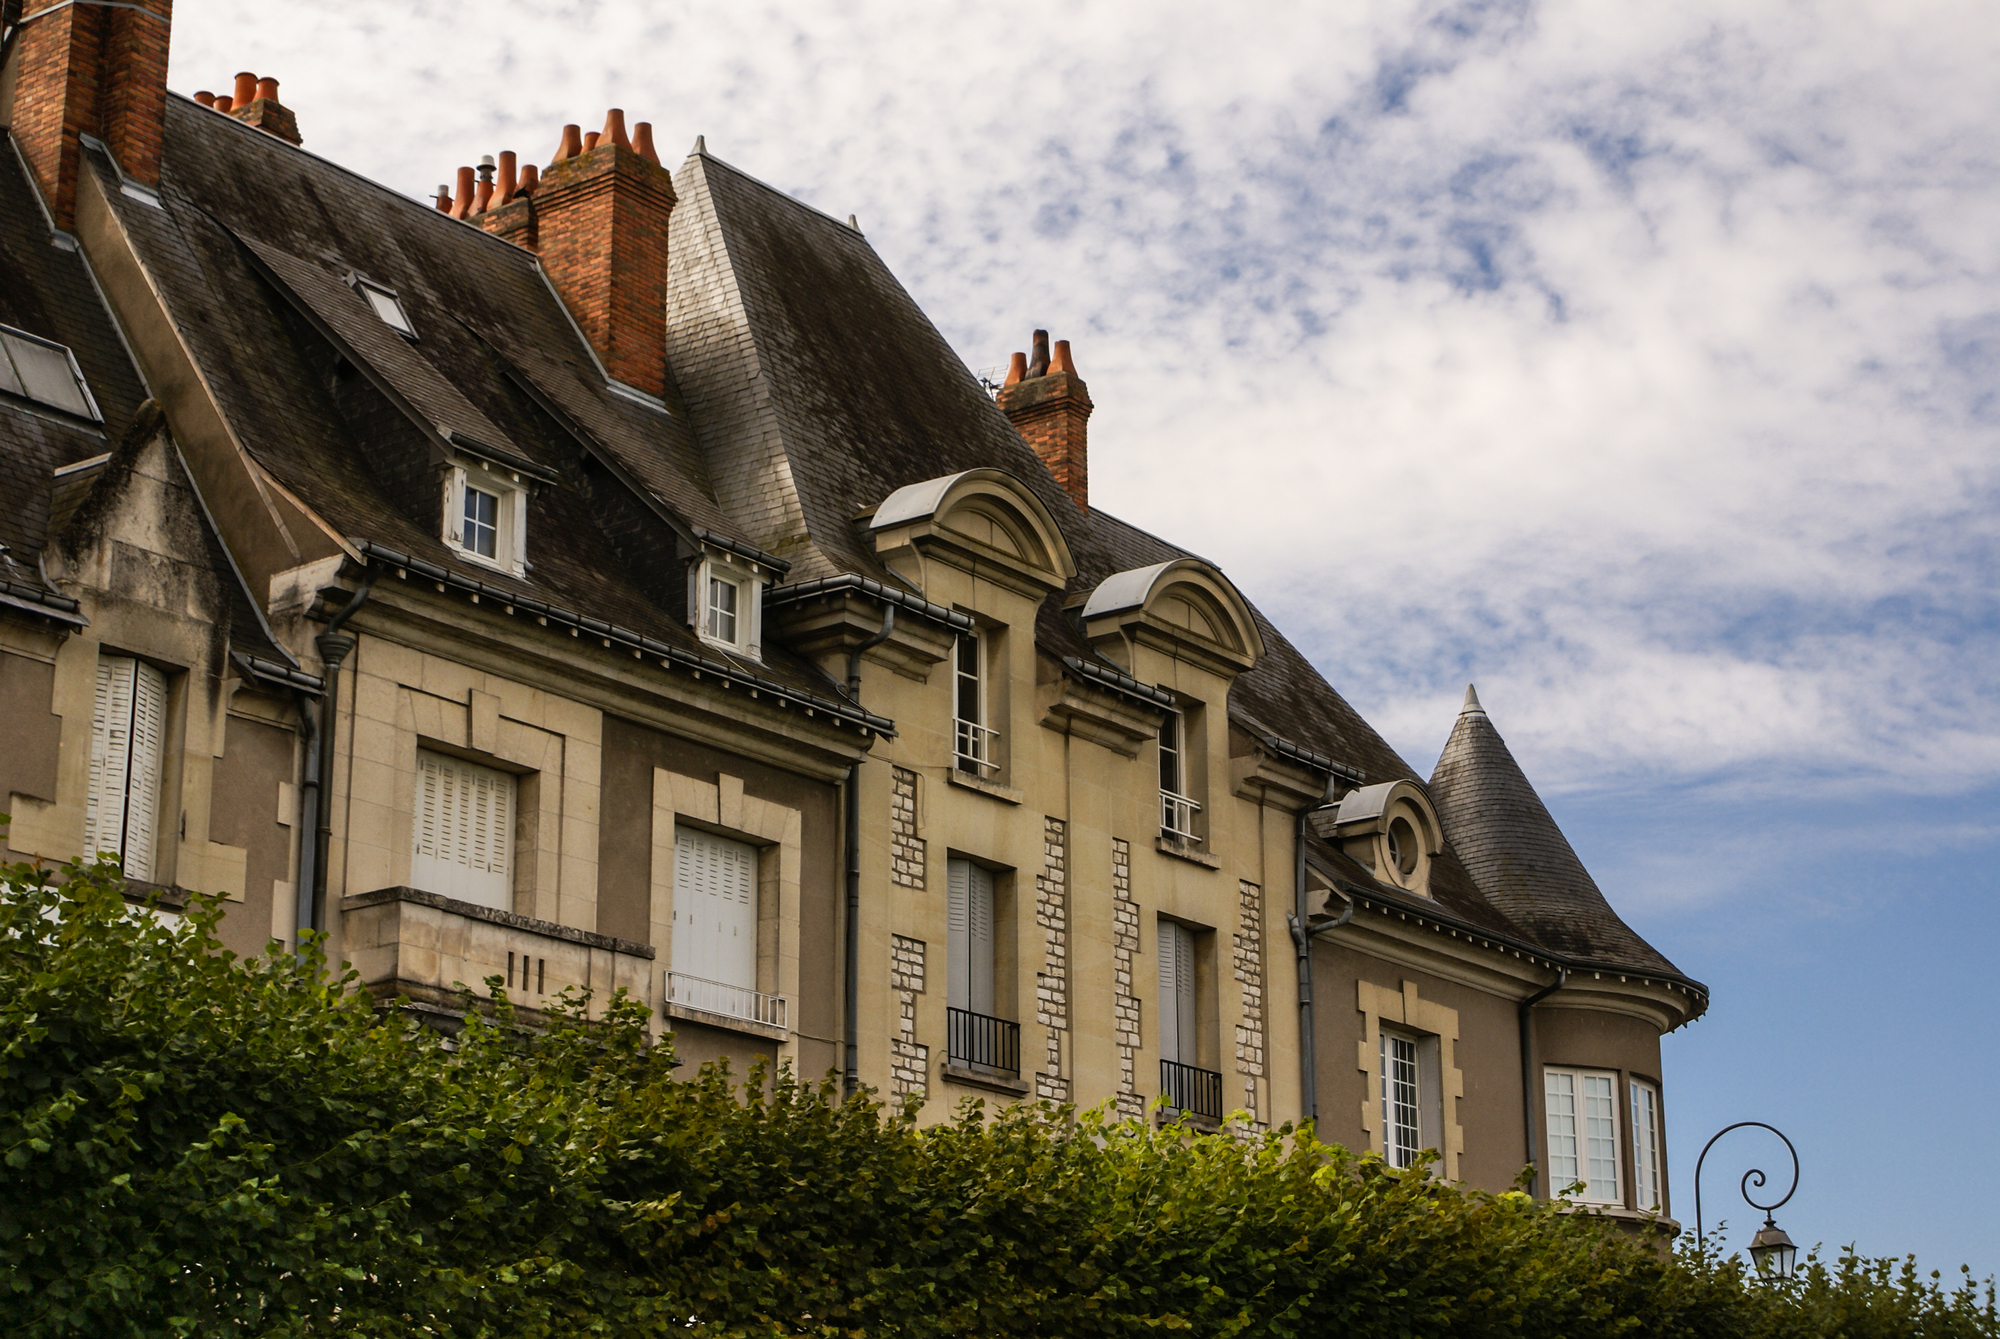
(685, 149, 871, 239)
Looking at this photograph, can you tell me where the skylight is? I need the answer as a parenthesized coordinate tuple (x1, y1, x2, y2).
(355, 279, 416, 338)
(0, 326, 99, 420)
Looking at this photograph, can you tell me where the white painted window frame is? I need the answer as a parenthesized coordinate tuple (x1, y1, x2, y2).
(1630, 1078, 1664, 1212)
(0, 324, 101, 421)
(353, 278, 417, 339)
(690, 550, 765, 660)
(442, 456, 528, 576)
(1545, 1066, 1623, 1204)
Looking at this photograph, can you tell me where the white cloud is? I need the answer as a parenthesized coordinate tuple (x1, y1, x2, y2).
(168, 0, 2000, 797)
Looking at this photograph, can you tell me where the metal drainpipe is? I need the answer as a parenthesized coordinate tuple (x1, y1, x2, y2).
(310, 567, 376, 935)
(290, 688, 318, 944)
(841, 606, 895, 1098)
(1518, 967, 1569, 1196)
(1288, 804, 1349, 1126)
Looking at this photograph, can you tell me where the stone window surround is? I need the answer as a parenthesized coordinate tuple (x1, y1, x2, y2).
(648, 766, 802, 1041)
(1356, 978, 1465, 1181)
(690, 548, 767, 660)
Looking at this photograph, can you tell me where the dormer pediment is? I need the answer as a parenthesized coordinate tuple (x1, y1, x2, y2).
(868, 468, 1074, 597)
(1079, 558, 1262, 677)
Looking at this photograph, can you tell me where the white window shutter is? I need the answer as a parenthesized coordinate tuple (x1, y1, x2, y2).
(966, 862, 995, 1016)
(123, 663, 167, 882)
(947, 858, 971, 1012)
(671, 826, 758, 989)
(1158, 919, 1198, 1065)
(410, 750, 515, 910)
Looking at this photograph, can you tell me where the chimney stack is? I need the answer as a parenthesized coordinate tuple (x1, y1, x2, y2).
(473, 109, 678, 399)
(221, 69, 301, 145)
(997, 329, 1094, 510)
(7, 0, 174, 228)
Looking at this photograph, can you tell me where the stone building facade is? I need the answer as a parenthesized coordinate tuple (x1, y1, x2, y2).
(0, 0, 1706, 1225)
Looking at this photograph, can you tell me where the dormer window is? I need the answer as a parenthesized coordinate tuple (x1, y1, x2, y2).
(443, 457, 526, 575)
(0, 325, 100, 420)
(354, 278, 416, 339)
(691, 550, 766, 660)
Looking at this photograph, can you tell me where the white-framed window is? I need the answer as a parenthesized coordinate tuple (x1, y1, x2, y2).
(953, 630, 999, 776)
(410, 749, 517, 910)
(1158, 710, 1200, 842)
(671, 825, 759, 991)
(84, 654, 169, 881)
(1630, 1079, 1664, 1212)
(443, 459, 526, 574)
(0, 325, 100, 420)
(1546, 1067, 1622, 1204)
(690, 552, 764, 659)
(354, 278, 416, 338)
(1382, 1032, 1421, 1167)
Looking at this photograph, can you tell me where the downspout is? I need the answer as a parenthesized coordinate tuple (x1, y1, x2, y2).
(290, 688, 318, 944)
(1288, 804, 1348, 1126)
(842, 606, 895, 1098)
(1518, 967, 1569, 1196)
(310, 567, 376, 935)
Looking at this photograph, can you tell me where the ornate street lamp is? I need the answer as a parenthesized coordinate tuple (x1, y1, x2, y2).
(1695, 1121, 1801, 1281)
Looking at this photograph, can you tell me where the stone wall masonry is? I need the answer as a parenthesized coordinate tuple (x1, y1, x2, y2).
(889, 766, 923, 888)
(1034, 816, 1069, 1103)
(1234, 879, 1267, 1129)
(1111, 838, 1144, 1120)
(889, 933, 928, 1104)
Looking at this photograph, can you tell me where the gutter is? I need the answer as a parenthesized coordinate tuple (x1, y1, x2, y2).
(765, 572, 971, 633)
(352, 540, 894, 734)
(843, 606, 896, 1098)
(1059, 655, 1171, 708)
(1518, 968, 1569, 1197)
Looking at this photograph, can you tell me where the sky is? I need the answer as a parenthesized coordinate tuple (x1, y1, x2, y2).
(165, 0, 2000, 1276)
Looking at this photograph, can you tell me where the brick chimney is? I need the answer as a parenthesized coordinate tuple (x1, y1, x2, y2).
(472, 109, 676, 400)
(195, 72, 300, 145)
(5, 0, 172, 228)
(997, 329, 1093, 510)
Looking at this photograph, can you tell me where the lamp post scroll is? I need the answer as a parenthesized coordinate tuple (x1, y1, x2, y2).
(1694, 1121, 1800, 1279)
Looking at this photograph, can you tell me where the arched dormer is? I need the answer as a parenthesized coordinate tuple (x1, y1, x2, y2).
(1327, 779, 1445, 898)
(868, 468, 1076, 597)
(1079, 558, 1263, 677)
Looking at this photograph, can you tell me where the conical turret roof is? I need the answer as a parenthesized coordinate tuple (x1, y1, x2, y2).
(1430, 686, 1682, 977)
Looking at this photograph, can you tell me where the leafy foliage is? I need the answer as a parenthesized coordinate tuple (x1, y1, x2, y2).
(1, 854, 1992, 1337)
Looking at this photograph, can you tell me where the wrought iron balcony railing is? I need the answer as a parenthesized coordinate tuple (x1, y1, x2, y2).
(1160, 789, 1202, 843)
(954, 718, 1001, 776)
(1160, 1057, 1224, 1121)
(946, 1006, 1020, 1077)
(665, 971, 789, 1031)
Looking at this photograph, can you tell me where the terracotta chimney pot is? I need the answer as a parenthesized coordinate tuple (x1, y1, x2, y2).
(450, 165, 474, 219)
(519, 163, 539, 194)
(633, 121, 660, 165)
(233, 71, 257, 106)
(1004, 352, 1027, 386)
(495, 150, 518, 205)
(1027, 329, 1051, 378)
(997, 330, 1093, 510)
(434, 184, 451, 212)
(255, 76, 279, 103)
(582, 130, 601, 152)
(213, 95, 234, 113)
(554, 124, 582, 163)
(602, 108, 631, 150)
(194, 90, 216, 108)
(1051, 339, 1077, 375)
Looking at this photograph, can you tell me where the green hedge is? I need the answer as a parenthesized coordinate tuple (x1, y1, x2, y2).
(0, 854, 1991, 1337)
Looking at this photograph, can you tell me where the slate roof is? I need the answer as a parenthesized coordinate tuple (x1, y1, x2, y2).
(665, 146, 1696, 989)
(1430, 687, 1683, 978)
(82, 98, 865, 714)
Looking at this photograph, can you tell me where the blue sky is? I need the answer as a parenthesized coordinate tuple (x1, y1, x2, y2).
(168, 0, 2000, 1274)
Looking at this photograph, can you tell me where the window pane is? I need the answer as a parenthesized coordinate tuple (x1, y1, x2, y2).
(362, 284, 415, 335)
(1382, 1034, 1420, 1168)
(463, 485, 499, 558)
(706, 574, 739, 643)
(1545, 1070, 1579, 1191)
(1583, 1073, 1620, 1201)
(3, 332, 94, 417)
(955, 633, 979, 722)
(1631, 1082, 1662, 1211)
(0, 340, 23, 396)
(1159, 713, 1180, 794)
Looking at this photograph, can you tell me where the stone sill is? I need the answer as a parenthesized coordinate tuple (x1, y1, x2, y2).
(663, 1001, 789, 1044)
(1560, 1202, 1682, 1237)
(1155, 835, 1220, 868)
(344, 885, 655, 958)
(939, 1062, 1031, 1097)
(946, 770, 1022, 805)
